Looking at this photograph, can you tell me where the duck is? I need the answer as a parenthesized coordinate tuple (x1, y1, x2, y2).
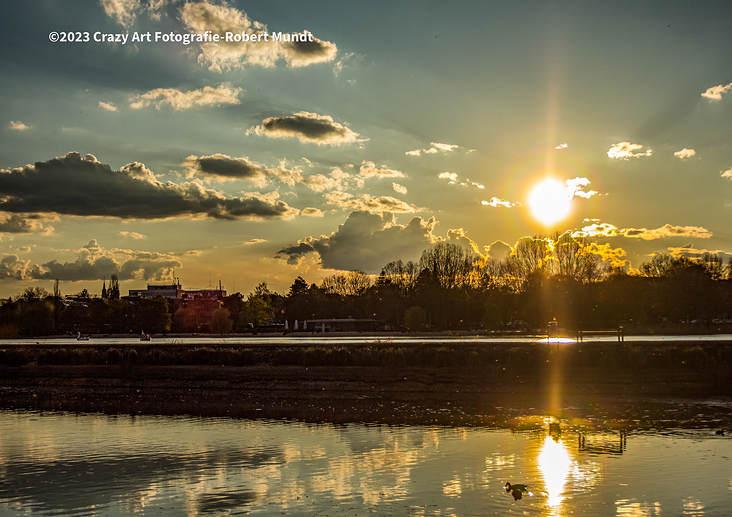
(505, 482, 528, 493)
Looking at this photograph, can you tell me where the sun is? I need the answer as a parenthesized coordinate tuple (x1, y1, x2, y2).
(528, 179, 570, 226)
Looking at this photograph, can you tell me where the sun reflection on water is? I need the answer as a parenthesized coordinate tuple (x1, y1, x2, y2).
(538, 435, 571, 514)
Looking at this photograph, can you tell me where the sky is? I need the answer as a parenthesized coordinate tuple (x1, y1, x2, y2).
(1, 0, 732, 298)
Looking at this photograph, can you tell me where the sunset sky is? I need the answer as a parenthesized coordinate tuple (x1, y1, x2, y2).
(2, 1, 732, 298)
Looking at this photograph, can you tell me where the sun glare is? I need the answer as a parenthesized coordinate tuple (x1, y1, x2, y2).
(538, 435, 571, 512)
(528, 179, 570, 226)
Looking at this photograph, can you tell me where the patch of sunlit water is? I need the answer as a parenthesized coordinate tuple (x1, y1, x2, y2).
(538, 436, 571, 513)
(615, 500, 662, 516)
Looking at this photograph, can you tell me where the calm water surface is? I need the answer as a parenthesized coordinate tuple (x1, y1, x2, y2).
(0, 411, 730, 516)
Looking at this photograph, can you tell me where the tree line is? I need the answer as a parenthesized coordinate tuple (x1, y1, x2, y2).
(1, 235, 731, 337)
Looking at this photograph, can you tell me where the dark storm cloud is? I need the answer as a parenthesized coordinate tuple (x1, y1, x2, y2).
(276, 210, 437, 272)
(252, 112, 360, 145)
(0, 152, 296, 220)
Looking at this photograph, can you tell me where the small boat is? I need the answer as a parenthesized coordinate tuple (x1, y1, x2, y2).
(76, 332, 90, 341)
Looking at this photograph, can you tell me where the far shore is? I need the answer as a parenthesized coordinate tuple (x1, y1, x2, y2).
(5, 320, 732, 342)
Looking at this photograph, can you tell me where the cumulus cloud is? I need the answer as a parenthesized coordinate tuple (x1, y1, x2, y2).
(0, 213, 54, 235)
(242, 238, 266, 245)
(392, 183, 407, 194)
(0, 255, 30, 281)
(482, 197, 519, 208)
(99, 0, 139, 28)
(276, 210, 437, 272)
(674, 148, 696, 160)
(301, 207, 324, 217)
(585, 242, 629, 268)
(406, 142, 463, 156)
(324, 191, 419, 213)
(359, 161, 405, 178)
(555, 143, 568, 150)
(183, 154, 266, 183)
(120, 231, 146, 239)
(446, 228, 484, 257)
(130, 83, 242, 110)
(721, 167, 732, 180)
(184, 154, 356, 193)
(271, 162, 355, 192)
(573, 222, 711, 240)
(7, 121, 31, 131)
(120, 161, 158, 184)
(572, 223, 620, 238)
(701, 82, 732, 101)
(251, 112, 360, 145)
(0, 152, 297, 220)
(0, 239, 181, 282)
(565, 177, 597, 199)
(486, 240, 512, 261)
(437, 172, 484, 189)
(622, 224, 712, 240)
(294, 173, 342, 192)
(607, 142, 653, 159)
(179, 1, 337, 71)
(98, 101, 118, 112)
(666, 244, 732, 261)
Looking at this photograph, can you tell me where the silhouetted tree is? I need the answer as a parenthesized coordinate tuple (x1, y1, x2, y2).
(404, 306, 427, 331)
(240, 282, 274, 327)
(135, 296, 171, 333)
(172, 306, 198, 333)
(210, 307, 233, 334)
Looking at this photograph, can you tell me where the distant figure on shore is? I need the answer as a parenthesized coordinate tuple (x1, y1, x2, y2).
(76, 332, 89, 341)
(140, 330, 151, 341)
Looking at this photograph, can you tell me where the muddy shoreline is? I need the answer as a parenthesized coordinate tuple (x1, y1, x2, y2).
(1, 340, 731, 429)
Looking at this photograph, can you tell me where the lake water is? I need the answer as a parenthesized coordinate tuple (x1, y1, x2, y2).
(0, 411, 730, 516)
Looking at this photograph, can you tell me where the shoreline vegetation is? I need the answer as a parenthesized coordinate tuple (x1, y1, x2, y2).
(4, 243, 732, 340)
(1, 339, 730, 429)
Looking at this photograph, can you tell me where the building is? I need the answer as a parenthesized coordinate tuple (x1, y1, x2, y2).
(128, 281, 183, 299)
(127, 280, 228, 333)
(127, 280, 226, 302)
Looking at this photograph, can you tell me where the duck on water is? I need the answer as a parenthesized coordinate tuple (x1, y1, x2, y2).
(505, 482, 529, 500)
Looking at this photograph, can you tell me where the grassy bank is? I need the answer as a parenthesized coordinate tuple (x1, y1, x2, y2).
(1, 340, 731, 377)
(0, 341, 730, 426)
